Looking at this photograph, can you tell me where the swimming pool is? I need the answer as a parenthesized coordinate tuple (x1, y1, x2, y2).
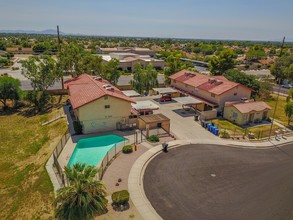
(68, 134, 125, 167)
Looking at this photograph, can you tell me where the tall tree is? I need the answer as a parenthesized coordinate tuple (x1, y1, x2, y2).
(258, 79, 273, 99)
(0, 76, 22, 109)
(271, 55, 293, 82)
(145, 63, 158, 93)
(79, 53, 103, 76)
(285, 102, 293, 126)
(58, 43, 84, 76)
(131, 63, 146, 94)
(55, 163, 108, 220)
(163, 55, 184, 83)
(22, 56, 62, 92)
(22, 56, 61, 111)
(224, 69, 260, 96)
(246, 45, 266, 61)
(103, 58, 120, 85)
(209, 49, 236, 75)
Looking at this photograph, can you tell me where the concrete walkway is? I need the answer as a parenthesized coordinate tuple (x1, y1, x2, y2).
(128, 137, 293, 220)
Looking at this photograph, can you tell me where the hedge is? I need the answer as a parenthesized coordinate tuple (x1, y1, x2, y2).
(112, 190, 130, 206)
(122, 145, 133, 154)
(147, 134, 159, 143)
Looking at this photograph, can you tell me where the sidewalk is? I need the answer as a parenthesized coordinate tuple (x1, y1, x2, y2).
(95, 144, 148, 220)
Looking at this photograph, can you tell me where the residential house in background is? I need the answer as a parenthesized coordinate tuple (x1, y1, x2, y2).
(223, 101, 272, 126)
(64, 74, 135, 134)
(97, 47, 156, 57)
(98, 52, 165, 72)
(169, 70, 254, 112)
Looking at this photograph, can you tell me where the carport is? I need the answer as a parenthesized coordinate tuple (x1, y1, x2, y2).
(173, 96, 205, 112)
(138, 113, 170, 138)
(131, 100, 160, 115)
(152, 87, 180, 97)
(121, 90, 141, 97)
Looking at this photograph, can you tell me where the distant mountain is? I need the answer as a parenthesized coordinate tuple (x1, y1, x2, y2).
(0, 29, 66, 35)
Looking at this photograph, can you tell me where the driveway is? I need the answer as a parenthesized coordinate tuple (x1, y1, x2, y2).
(133, 96, 218, 140)
(144, 144, 293, 220)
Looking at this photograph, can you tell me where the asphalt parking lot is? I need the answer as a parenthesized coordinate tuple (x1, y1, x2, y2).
(144, 144, 293, 220)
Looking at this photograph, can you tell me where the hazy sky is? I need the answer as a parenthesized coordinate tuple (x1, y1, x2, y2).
(1, 0, 292, 41)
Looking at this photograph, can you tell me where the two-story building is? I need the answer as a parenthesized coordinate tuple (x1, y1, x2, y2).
(64, 74, 135, 134)
(169, 70, 254, 113)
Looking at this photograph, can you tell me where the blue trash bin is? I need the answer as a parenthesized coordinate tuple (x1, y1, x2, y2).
(214, 128, 219, 136)
(213, 126, 217, 134)
(207, 124, 211, 131)
(211, 126, 215, 133)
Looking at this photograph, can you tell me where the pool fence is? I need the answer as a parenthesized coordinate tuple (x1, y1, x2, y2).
(52, 129, 70, 186)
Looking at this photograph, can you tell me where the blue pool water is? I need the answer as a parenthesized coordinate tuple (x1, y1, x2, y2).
(68, 134, 125, 167)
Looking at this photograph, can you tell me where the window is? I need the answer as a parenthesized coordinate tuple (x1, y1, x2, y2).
(105, 105, 110, 109)
(104, 96, 108, 100)
(211, 94, 215, 98)
(234, 92, 237, 96)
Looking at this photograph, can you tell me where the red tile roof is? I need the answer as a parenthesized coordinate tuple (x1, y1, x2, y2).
(64, 74, 135, 109)
(232, 101, 272, 114)
(169, 70, 254, 95)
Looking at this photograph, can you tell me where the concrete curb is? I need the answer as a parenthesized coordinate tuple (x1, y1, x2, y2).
(45, 154, 62, 193)
(128, 139, 293, 220)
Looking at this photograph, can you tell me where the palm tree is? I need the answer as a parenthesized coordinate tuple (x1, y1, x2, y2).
(145, 63, 158, 94)
(55, 163, 108, 220)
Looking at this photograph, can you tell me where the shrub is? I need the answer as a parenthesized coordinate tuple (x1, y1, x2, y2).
(147, 134, 159, 142)
(219, 130, 230, 138)
(122, 145, 133, 154)
(73, 121, 83, 134)
(112, 190, 129, 206)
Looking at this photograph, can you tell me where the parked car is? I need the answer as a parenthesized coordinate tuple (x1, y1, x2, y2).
(281, 84, 292, 89)
(160, 95, 172, 102)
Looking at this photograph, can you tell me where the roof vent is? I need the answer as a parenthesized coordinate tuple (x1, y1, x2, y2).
(103, 84, 112, 88)
(93, 76, 102, 81)
(185, 72, 195, 77)
(106, 86, 115, 91)
(240, 97, 248, 102)
(208, 78, 216, 83)
(215, 79, 222, 84)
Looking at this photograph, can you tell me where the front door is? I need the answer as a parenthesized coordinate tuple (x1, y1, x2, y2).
(263, 111, 268, 120)
(249, 113, 254, 122)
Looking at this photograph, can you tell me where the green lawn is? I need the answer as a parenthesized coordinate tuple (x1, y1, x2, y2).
(0, 104, 67, 219)
(256, 94, 288, 126)
(210, 119, 281, 139)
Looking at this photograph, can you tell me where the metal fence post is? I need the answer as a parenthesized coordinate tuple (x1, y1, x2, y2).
(107, 152, 109, 165)
(115, 144, 117, 158)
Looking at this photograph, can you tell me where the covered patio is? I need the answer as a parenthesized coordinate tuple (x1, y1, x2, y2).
(138, 113, 170, 138)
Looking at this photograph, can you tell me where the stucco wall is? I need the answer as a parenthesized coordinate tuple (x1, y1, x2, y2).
(217, 86, 252, 111)
(171, 81, 252, 110)
(223, 105, 270, 126)
(77, 96, 131, 133)
(223, 106, 245, 125)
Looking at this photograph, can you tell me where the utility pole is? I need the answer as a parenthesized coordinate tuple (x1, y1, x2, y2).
(268, 36, 285, 140)
(57, 25, 64, 89)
